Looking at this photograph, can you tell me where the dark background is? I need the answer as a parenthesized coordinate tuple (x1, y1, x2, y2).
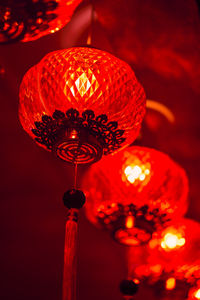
(0, 0, 200, 299)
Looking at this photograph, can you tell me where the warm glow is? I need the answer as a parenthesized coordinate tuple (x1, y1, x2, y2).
(165, 277, 176, 290)
(146, 99, 175, 123)
(126, 216, 134, 229)
(194, 289, 200, 299)
(70, 130, 78, 139)
(124, 164, 150, 184)
(178, 237, 186, 246)
(150, 264, 162, 274)
(133, 278, 140, 284)
(163, 233, 179, 249)
(75, 72, 92, 97)
(161, 232, 185, 250)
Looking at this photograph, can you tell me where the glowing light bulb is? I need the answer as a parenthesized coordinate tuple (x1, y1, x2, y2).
(194, 289, 200, 299)
(133, 278, 140, 284)
(139, 173, 146, 181)
(124, 166, 132, 175)
(161, 230, 186, 250)
(127, 174, 136, 183)
(144, 169, 150, 175)
(124, 163, 151, 184)
(162, 233, 179, 249)
(132, 165, 142, 178)
(166, 277, 176, 290)
(178, 237, 186, 246)
(126, 216, 134, 229)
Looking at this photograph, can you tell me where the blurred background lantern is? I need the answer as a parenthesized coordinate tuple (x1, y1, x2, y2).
(127, 218, 200, 299)
(188, 284, 200, 300)
(0, 0, 82, 44)
(19, 47, 146, 164)
(82, 146, 188, 246)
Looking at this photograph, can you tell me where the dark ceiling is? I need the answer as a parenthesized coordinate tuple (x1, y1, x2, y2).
(0, 0, 200, 299)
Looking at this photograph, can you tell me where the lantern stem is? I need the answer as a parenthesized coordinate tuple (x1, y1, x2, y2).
(62, 189, 86, 300)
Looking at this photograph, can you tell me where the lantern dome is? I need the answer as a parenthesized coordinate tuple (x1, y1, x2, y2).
(82, 146, 188, 245)
(19, 47, 146, 164)
(0, 0, 82, 43)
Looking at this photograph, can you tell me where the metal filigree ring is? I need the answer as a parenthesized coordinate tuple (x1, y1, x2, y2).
(31, 108, 126, 164)
(96, 203, 170, 246)
(54, 132, 103, 164)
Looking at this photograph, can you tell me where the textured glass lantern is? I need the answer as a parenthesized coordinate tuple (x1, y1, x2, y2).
(19, 47, 146, 300)
(82, 146, 188, 246)
(19, 47, 146, 164)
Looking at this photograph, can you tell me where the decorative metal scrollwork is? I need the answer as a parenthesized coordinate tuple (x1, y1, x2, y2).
(32, 108, 126, 164)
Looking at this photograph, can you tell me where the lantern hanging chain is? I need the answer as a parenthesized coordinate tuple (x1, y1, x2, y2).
(86, 0, 95, 46)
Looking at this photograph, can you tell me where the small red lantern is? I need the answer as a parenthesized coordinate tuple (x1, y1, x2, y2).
(128, 218, 200, 299)
(19, 47, 146, 164)
(82, 146, 188, 246)
(148, 219, 200, 274)
(0, 0, 82, 43)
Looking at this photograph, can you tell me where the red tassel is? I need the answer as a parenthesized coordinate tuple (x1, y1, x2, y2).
(62, 208, 79, 300)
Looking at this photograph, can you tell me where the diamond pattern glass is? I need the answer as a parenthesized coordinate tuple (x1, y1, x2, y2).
(19, 47, 146, 154)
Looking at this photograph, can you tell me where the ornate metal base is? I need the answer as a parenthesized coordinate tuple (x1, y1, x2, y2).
(96, 204, 170, 246)
(32, 108, 125, 164)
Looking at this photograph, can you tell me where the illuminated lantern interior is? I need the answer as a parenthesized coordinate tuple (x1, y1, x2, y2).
(194, 289, 200, 299)
(83, 146, 188, 246)
(161, 231, 186, 250)
(19, 47, 146, 164)
(124, 163, 150, 184)
(0, 0, 82, 43)
(165, 277, 176, 290)
(126, 216, 135, 229)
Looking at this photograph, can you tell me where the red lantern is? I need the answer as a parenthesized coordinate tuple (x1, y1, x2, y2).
(0, 0, 82, 43)
(82, 146, 188, 246)
(19, 47, 146, 300)
(19, 47, 146, 164)
(128, 218, 200, 299)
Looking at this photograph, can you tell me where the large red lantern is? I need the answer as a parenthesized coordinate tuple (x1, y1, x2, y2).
(19, 47, 146, 300)
(0, 0, 82, 43)
(19, 47, 146, 164)
(128, 218, 200, 299)
(82, 146, 188, 246)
